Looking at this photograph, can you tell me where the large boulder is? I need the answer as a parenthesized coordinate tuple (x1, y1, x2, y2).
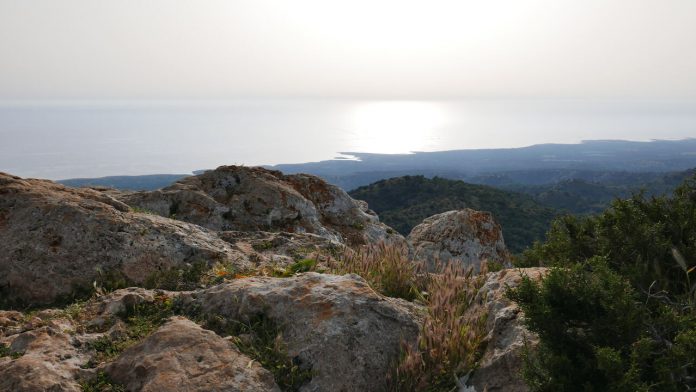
(118, 166, 402, 247)
(180, 273, 423, 392)
(106, 317, 280, 392)
(408, 209, 511, 271)
(468, 267, 547, 392)
(0, 172, 252, 307)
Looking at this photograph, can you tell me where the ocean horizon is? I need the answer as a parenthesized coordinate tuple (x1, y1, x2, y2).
(2, 98, 695, 180)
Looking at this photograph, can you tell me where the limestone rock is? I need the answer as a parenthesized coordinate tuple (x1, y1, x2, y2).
(0, 325, 86, 392)
(218, 230, 341, 268)
(468, 268, 547, 392)
(106, 317, 280, 392)
(180, 272, 423, 392)
(0, 172, 251, 307)
(118, 166, 402, 246)
(408, 209, 511, 271)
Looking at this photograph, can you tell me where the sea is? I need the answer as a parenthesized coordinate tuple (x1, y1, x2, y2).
(1, 98, 695, 180)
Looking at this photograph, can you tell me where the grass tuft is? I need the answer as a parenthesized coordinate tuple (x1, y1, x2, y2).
(389, 262, 489, 391)
(327, 242, 426, 301)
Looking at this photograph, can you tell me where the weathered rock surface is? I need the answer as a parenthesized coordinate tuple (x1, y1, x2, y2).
(106, 316, 280, 392)
(0, 172, 251, 307)
(0, 324, 86, 392)
(468, 268, 547, 392)
(181, 272, 423, 392)
(218, 230, 340, 267)
(118, 166, 402, 246)
(408, 209, 511, 271)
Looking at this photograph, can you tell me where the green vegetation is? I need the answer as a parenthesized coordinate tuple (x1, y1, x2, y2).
(509, 176, 696, 391)
(349, 176, 558, 253)
(143, 260, 209, 291)
(200, 313, 312, 391)
(79, 371, 125, 392)
(252, 240, 275, 251)
(84, 295, 174, 367)
(0, 343, 23, 359)
(272, 258, 320, 277)
(504, 169, 694, 215)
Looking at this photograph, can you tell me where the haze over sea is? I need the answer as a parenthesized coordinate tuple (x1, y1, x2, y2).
(2, 98, 695, 180)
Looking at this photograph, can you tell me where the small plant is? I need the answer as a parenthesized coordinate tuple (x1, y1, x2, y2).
(328, 243, 425, 301)
(201, 313, 312, 391)
(203, 262, 237, 285)
(143, 261, 208, 291)
(252, 241, 274, 252)
(389, 262, 489, 391)
(273, 258, 320, 277)
(131, 206, 156, 215)
(61, 300, 86, 322)
(85, 295, 174, 366)
(79, 371, 125, 392)
(0, 343, 23, 359)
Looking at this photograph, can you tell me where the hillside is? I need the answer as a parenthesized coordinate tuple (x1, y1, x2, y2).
(58, 174, 189, 191)
(349, 176, 559, 253)
(272, 139, 696, 188)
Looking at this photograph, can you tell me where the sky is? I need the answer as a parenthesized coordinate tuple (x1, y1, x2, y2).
(1, 0, 696, 101)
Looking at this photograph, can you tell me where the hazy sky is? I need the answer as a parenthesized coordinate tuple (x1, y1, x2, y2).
(2, 0, 696, 100)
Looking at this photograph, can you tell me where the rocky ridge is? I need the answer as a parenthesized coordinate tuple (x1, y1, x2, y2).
(117, 166, 402, 247)
(0, 167, 538, 391)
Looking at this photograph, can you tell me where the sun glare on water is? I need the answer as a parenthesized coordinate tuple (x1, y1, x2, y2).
(348, 101, 448, 154)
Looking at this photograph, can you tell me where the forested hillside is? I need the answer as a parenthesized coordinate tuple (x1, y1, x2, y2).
(349, 176, 558, 253)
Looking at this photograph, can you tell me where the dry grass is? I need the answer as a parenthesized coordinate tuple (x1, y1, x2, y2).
(321, 242, 491, 391)
(326, 242, 427, 300)
(389, 260, 490, 391)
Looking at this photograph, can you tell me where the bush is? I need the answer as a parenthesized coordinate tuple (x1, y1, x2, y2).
(511, 176, 696, 391)
(507, 258, 646, 391)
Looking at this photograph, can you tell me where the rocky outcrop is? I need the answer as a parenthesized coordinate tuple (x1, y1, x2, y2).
(0, 172, 252, 307)
(0, 273, 424, 392)
(468, 268, 547, 392)
(180, 272, 423, 392)
(117, 166, 402, 247)
(106, 317, 280, 392)
(408, 209, 511, 271)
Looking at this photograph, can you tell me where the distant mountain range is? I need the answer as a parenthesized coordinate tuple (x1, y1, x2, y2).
(269, 139, 696, 190)
(58, 139, 696, 191)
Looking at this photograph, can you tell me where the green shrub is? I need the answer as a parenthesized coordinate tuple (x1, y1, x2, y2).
(511, 176, 696, 391)
(507, 258, 646, 391)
